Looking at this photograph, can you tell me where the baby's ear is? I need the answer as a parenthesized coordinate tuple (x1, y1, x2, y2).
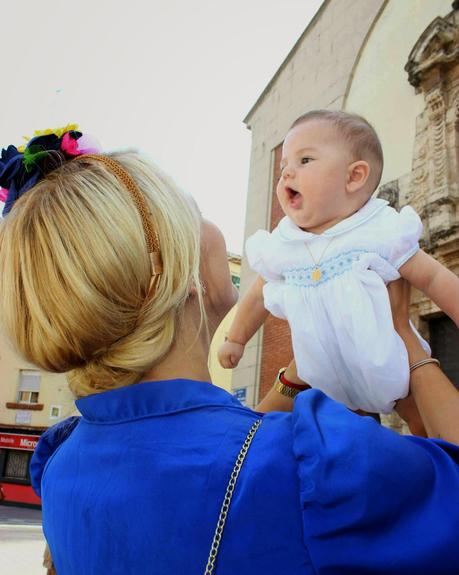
(346, 161, 370, 193)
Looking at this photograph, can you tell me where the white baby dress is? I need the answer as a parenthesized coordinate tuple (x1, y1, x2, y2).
(246, 198, 429, 413)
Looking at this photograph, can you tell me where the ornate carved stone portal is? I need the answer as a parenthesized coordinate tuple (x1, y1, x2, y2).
(382, 5, 459, 432)
(401, 5, 459, 327)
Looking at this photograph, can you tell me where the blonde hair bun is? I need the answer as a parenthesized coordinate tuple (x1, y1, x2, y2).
(0, 152, 202, 397)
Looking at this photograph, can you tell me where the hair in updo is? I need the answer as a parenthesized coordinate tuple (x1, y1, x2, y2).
(0, 151, 203, 397)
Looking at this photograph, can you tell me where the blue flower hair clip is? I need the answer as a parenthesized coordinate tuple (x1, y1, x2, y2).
(0, 124, 101, 216)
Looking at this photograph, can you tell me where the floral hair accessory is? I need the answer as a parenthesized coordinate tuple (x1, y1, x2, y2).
(0, 124, 101, 216)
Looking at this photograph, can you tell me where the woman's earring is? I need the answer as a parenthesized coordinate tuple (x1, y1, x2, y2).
(188, 280, 206, 297)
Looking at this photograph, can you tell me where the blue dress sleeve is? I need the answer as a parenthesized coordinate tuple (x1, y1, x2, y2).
(292, 390, 459, 575)
(30, 416, 80, 497)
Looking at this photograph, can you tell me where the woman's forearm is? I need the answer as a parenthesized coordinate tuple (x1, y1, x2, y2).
(399, 327, 459, 444)
(255, 359, 308, 413)
(256, 385, 295, 413)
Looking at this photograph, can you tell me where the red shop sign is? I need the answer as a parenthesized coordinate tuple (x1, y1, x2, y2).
(0, 433, 40, 451)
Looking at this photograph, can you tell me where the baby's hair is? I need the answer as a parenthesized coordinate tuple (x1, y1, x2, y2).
(0, 151, 204, 397)
(291, 109, 384, 193)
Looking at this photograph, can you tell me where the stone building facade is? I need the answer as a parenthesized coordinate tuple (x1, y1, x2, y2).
(234, 0, 459, 415)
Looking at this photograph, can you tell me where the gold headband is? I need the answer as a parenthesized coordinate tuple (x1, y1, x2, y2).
(74, 154, 163, 297)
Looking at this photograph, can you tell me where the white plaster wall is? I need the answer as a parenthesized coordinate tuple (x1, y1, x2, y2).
(344, 0, 454, 186)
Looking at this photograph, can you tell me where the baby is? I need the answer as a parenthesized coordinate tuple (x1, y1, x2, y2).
(219, 110, 459, 416)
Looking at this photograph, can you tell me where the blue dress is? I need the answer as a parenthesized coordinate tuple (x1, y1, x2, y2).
(30, 379, 459, 574)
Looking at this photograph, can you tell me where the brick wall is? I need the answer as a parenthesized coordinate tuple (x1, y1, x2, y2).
(259, 144, 294, 400)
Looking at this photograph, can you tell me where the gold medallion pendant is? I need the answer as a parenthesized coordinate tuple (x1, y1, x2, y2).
(311, 267, 322, 281)
(305, 237, 334, 283)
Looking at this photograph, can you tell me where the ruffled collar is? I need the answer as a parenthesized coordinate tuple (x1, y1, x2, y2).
(277, 198, 389, 241)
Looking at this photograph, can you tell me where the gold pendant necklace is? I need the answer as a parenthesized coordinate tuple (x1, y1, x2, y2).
(304, 238, 334, 282)
(311, 267, 323, 281)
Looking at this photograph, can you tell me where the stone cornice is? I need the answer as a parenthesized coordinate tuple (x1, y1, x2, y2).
(405, 15, 459, 88)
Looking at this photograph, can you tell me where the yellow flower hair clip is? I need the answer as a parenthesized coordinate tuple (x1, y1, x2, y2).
(17, 123, 80, 152)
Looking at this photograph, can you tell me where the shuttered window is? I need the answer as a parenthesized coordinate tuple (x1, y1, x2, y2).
(17, 370, 41, 403)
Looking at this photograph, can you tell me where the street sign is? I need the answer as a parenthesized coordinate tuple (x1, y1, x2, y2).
(15, 411, 32, 425)
(233, 387, 247, 404)
(0, 432, 39, 450)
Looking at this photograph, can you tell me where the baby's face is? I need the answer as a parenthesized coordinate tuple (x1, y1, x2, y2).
(277, 120, 355, 234)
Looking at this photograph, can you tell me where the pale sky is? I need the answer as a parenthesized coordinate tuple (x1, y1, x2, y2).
(1, 0, 323, 254)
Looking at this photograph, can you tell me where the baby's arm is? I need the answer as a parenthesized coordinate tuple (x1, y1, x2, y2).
(218, 275, 269, 368)
(399, 249, 459, 326)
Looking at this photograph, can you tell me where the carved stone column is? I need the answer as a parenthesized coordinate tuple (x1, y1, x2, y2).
(398, 7, 459, 335)
(404, 9, 459, 249)
(380, 6, 459, 433)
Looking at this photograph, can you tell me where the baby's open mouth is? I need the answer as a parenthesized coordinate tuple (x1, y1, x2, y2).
(286, 187, 301, 202)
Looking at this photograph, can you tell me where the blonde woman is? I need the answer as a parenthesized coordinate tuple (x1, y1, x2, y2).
(1, 127, 459, 575)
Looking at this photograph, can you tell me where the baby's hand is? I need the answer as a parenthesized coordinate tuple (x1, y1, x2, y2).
(218, 340, 245, 369)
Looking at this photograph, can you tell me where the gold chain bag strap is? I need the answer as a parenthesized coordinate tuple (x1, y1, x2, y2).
(204, 418, 262, 575)
(43, 421, 262, 575)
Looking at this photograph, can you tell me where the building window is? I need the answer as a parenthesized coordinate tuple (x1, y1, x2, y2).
(50, 405, 61, 419)
(17, 370, 41, 404)
(3, 450, 30, 481)
(231, 274, 240, 290)
(18, 391, 39, 404)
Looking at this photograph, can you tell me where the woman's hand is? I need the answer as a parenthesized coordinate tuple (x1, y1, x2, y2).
(387, 277, 411, 332)
(387, 279, 427, 436)
(387, 278, 429, 365)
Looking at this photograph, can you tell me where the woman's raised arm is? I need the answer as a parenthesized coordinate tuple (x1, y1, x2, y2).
(388, 279, 459, 444)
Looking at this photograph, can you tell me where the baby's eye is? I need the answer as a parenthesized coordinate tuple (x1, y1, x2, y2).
(301, 157, 312, 164)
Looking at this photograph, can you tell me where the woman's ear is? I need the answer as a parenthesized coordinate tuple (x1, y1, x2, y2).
(346, 161, 370, 193)
(200, 219, 238, 319)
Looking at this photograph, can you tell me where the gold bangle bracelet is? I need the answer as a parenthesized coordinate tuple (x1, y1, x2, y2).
(273, 380, 301, 398)
(409, 358, 440, 373)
